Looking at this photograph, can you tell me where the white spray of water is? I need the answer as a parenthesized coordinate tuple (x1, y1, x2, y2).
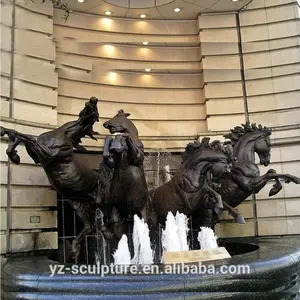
(113, 234, 131, 265)
(161, 211, 189, 255)
(113, 215, 153, 265)
(156, 151, 161, 187)
(197, 227, 219, 249)
(162, 212, 181, 253)
(175, 211, 189, 251)
(163, 165, 171, 183)
(131, 215, 154, 265)
(114, 215, 218, 265)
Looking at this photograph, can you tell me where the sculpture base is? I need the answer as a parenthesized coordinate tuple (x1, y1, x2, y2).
(1, 237, 300, 300)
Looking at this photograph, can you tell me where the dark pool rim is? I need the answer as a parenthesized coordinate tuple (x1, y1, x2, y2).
(1, 236, 300, 300)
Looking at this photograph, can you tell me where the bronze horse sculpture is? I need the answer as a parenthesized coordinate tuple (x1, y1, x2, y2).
(196, 122, 300, 229)
(101, 110, 148, 241)
(223, 123, 300, 203)
(1, 97, 110, 258)
(149, 138, 234, 228)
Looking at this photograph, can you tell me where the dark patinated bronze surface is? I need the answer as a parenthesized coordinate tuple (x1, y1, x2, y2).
(2, 100, 300, 261)
(1, 97, 111, 258)
(194, 123, 300, 230)
(101, 110, 148, 241)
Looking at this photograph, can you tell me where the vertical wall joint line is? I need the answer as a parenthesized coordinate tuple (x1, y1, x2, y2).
(236, 12, 259, 237)
(236, 12, 249, 123)
(6, 161, 12, 254)
(9, 0, 16, 118)
(6, 0, 16, 254)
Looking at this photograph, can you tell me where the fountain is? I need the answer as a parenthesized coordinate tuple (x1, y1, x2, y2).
(162, 211, 189, 254)
(2, 102, 300, 300)
(114, 212, 219, 265)
(163, 164, 172, 182)
(197, 227, 219, 250)
(113, 235, 131, 265)
(156, 151, 161, 187)
(131, 215, 153, 265)
(162, 212, 182, 253)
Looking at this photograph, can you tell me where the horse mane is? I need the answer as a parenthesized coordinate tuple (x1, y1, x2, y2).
(224, 122, 271, 147)
(182, 137, 233, 162)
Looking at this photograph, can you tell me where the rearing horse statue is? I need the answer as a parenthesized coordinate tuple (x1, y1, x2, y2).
(203, 122, 300, 228)
(1, 97, 110, 258)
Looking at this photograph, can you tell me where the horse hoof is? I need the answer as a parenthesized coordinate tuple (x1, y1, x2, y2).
(294, 177, 300, 184)
(1, 126, 5, 136)
(235, 215, 246, 224)
(12, 154, 20, 165)
(269, 187, 282, 197)
(7, 151, 20, 165)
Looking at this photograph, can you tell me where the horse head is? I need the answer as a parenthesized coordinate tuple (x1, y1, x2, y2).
(103, 110, 144, 169)
(35, 96, 100, 158)
(225, 122, 272, 166)
(56, 96, 100, 151)
(103, 109, 138, 137)
(182, 137, 233, 183)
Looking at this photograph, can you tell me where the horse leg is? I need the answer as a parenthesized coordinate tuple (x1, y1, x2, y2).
(6, 138, 22, 164)
(1, 126, 53, 164)
(272, 172, 300, 184)
(1, 127, 26, 164)
(103, 136, 115, 168)
(72, 222, 93, 258)
(69, 200, 94, 258)
(204, 185, 223, 209)
(145, 202, 160, 261)
(6, 134, 40, 164)
(139, 205, 148, 222)
(124, 135, 144, 165)
(101, 207, 126, 257)
(251, 169, 300, 194)
(100, 206, 121, 240)
(103, 136, 113, 158)
(109, 207, 125, 241)
(72, 223, 93, 259)
(222, 202, 245, 224)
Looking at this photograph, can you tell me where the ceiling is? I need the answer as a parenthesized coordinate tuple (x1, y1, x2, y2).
(64, 0, 253, 20)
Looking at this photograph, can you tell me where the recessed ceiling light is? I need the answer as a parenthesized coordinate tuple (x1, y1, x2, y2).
(174, 8, 181, 12)
(77, 0, 84, 2)
(232, 0, 239, 2)
(140, 14, 146, 18)
(105, 11, 112, 15)
(143, 41, 149, 45)
(145, 68, 151, 72)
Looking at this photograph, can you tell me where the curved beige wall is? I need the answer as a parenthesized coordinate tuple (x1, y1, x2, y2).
(1, 0, 300, 253)
(54, 9, 205, 150)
